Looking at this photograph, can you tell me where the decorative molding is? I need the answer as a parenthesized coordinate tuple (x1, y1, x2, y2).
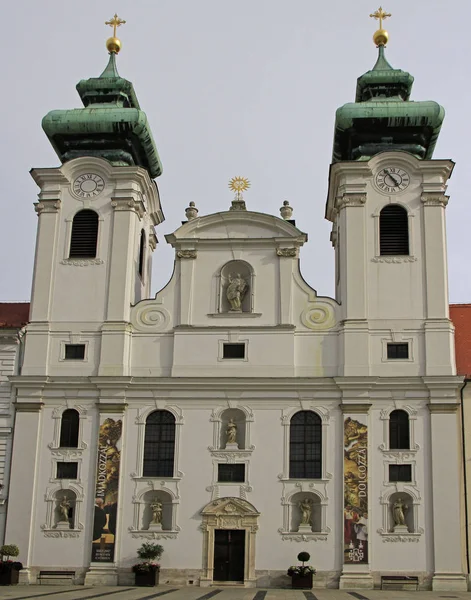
(34, 200, 61, 215)
(209, 449, 255, 460)
(177, 249, 197, 259)
(130, 532, 178, 540)
(60, 258, 104, 266)
(276, 248, 297, 258)
(421, 193, 449, 207)
(336, 193, 367, 209)
(371, 256, 417, 263)
(133, 304, 171, 332)
(377, 528, 423, 543)
(278, 530, 328, 542)
(111, 198, 144, 218)
(42, 530, 81, 538)
(428, 402, 459, 414)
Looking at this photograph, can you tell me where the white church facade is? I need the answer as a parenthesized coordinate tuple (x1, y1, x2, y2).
(3, 14, 468, 592)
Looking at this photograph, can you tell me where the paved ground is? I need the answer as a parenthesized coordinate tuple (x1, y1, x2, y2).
(0, 586, 469, 600)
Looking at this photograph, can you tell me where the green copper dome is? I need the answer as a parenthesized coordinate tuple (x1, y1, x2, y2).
(42, 53, 163, 178)
(332, 46, 444, 163)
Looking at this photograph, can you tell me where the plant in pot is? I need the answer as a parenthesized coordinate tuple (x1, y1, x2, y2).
(0, 544, 23, 586)
(132, 542, 163, 587)
(287, 551, 316, 589)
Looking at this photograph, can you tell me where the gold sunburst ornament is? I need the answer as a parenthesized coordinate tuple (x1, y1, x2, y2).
(228, 177, 250, 210)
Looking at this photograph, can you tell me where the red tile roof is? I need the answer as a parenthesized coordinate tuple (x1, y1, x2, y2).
(0, 303, 30, 329)
(450, 304, 471, 378)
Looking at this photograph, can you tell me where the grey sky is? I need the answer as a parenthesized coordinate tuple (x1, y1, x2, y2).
(1, 0, 469, 302)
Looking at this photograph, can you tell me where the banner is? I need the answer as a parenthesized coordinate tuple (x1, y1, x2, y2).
(343, 415, 368, 563)
(91, 415, 122, 563)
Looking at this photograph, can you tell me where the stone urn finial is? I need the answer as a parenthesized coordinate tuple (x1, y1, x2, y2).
(280, 200, 293, 220)
(185, 201, 199, 220)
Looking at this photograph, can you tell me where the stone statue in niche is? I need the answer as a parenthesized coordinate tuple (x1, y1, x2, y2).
(58, 496, 70, 522)
(299, 498, 313, 526)
(392, 497, 409, 532)
(225, 419, 238, 446)
(150, 500, 163, 525)
(226, 273, 248, 312)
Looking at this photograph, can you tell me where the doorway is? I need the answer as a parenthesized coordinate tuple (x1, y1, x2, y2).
(213, 529, 245, 582)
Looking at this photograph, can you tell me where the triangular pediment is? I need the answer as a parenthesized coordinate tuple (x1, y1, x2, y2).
(201, 497, 259, 517)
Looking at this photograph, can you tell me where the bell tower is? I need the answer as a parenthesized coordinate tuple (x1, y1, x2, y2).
(23, 16, 164, 377)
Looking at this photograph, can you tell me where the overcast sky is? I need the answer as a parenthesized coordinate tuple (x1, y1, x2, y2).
(1, 0, 469, 303)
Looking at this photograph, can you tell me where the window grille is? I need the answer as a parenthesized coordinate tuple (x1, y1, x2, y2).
(223, 343, 245, 359)
(289, 411, 322, 479)
(143, 411, 176, 477)
(389, 410, 410, 450)
(217, 464, 245, 482)
(65, 344, 85, 360)
(387, 343, 409, 360)
(69, 210, 99, 258)
(60, 409, 79, 448)
(389, 464, 412, 482)
(379, 205, 409, 255)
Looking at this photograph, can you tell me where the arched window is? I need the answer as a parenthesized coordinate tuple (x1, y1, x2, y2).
(59, 409, 80, 448)
(138, 230, 146, 279)
(379, 205, 409, 255)
(143, 411, 176, 477)
(69, 210, 99, 258)
(389, 410, 410, 450)
(289, 411, 322, 479)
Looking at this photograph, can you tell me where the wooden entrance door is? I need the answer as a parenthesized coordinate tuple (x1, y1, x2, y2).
(213, 529, 245, 582)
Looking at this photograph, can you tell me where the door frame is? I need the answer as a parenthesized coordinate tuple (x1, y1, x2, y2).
(200, 497, 259, 587)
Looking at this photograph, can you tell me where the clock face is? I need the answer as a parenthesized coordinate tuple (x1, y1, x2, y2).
(72, 173, 105, 198)
(375, 167, 410, 194)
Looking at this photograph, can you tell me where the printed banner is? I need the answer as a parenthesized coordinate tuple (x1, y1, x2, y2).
(91, 415, 122, 563)
(343, 415, 368, 563)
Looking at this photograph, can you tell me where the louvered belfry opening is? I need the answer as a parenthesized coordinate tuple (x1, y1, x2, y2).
(69, 210, 99, 258)
(379, 205, 409, 255)
(138, 230, 145, 278)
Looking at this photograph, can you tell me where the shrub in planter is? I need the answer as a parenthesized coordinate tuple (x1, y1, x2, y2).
(0, 545, 23, 586)
(287, 552, 316, 589)
(133, 542, 163, 587)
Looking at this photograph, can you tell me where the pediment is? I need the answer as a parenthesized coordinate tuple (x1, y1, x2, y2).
(201, 497, 260, 517)
(166, 211, 307, 244)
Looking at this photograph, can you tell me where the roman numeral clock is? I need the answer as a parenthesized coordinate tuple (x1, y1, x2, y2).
(374, 167, 410, 194)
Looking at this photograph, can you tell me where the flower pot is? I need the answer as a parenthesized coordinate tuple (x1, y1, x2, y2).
(0, 568, 20, 586)
(135, 569, 159, 587)
(291, 572, 313, 589)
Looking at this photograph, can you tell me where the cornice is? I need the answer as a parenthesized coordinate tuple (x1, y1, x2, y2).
(340, 403, 372, 414)
(427, 403, 460, 414)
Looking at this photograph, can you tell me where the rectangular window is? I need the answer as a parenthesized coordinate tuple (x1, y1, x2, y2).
(389, 464, 412, 482)
(65, 344, 85, 360)
(57, 462, 78, 479)
(387, 343, 409, 360)
(223, 343, 245, 359)
(217, 463, 245, 483)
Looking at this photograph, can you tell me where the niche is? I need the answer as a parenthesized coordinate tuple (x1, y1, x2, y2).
(219, 408, 246, 450)
(290, 491, 321, 533)
(142, 490, 173, 531)
(219, 261, 253, 313)
(388, 491, 414, 533)
(54, 489, 76, 529)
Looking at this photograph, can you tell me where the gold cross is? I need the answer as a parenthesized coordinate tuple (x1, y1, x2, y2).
(369, 7, 391, 29)
(105, 14, 126, 37)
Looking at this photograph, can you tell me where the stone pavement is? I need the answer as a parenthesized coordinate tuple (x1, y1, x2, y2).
(0, 586, 469, 600)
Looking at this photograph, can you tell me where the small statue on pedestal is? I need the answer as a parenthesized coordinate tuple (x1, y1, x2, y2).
(226, 419, 238, 446)
(226, 273, 248, 312)
(299, 498, 313, 526)
(150, 500, 163, 525)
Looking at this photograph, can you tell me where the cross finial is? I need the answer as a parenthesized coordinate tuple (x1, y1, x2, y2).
(369, 7, 391, 29)
(105, 14, 126, 38)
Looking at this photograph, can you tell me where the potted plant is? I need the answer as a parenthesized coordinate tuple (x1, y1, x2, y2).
(0, 544, 23, 586)
(287, 551, 315, 589)
(132, 542, 163, 587)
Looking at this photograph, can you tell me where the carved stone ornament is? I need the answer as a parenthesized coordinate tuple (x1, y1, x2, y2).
(372, 256, 417, 263)
(60, 258, 104, 266)
(131, 532, 178, 540)
(278, 529, 328, 542)
(421, 193, 449, 207)
(34, 200, 61, 215)
(177, 249, 197, 259)
(381, 535, 420, 543)
(42, 531, 80, 538)
(276, 248, 297, 258)
(111, 199, 144, 217)
(336, 193, 367, 210)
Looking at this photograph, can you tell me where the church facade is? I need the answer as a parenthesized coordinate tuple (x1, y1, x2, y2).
(3, 15, 468, 591)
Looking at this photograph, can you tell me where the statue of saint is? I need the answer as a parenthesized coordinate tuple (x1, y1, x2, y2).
(226, 419, 237, 445)
(226, 273, 248, 312)
(299, 498, 313, 525)
(392, 497, 407, 526)
(58, 496, 70, 523)
(150, 500, 163, 525)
